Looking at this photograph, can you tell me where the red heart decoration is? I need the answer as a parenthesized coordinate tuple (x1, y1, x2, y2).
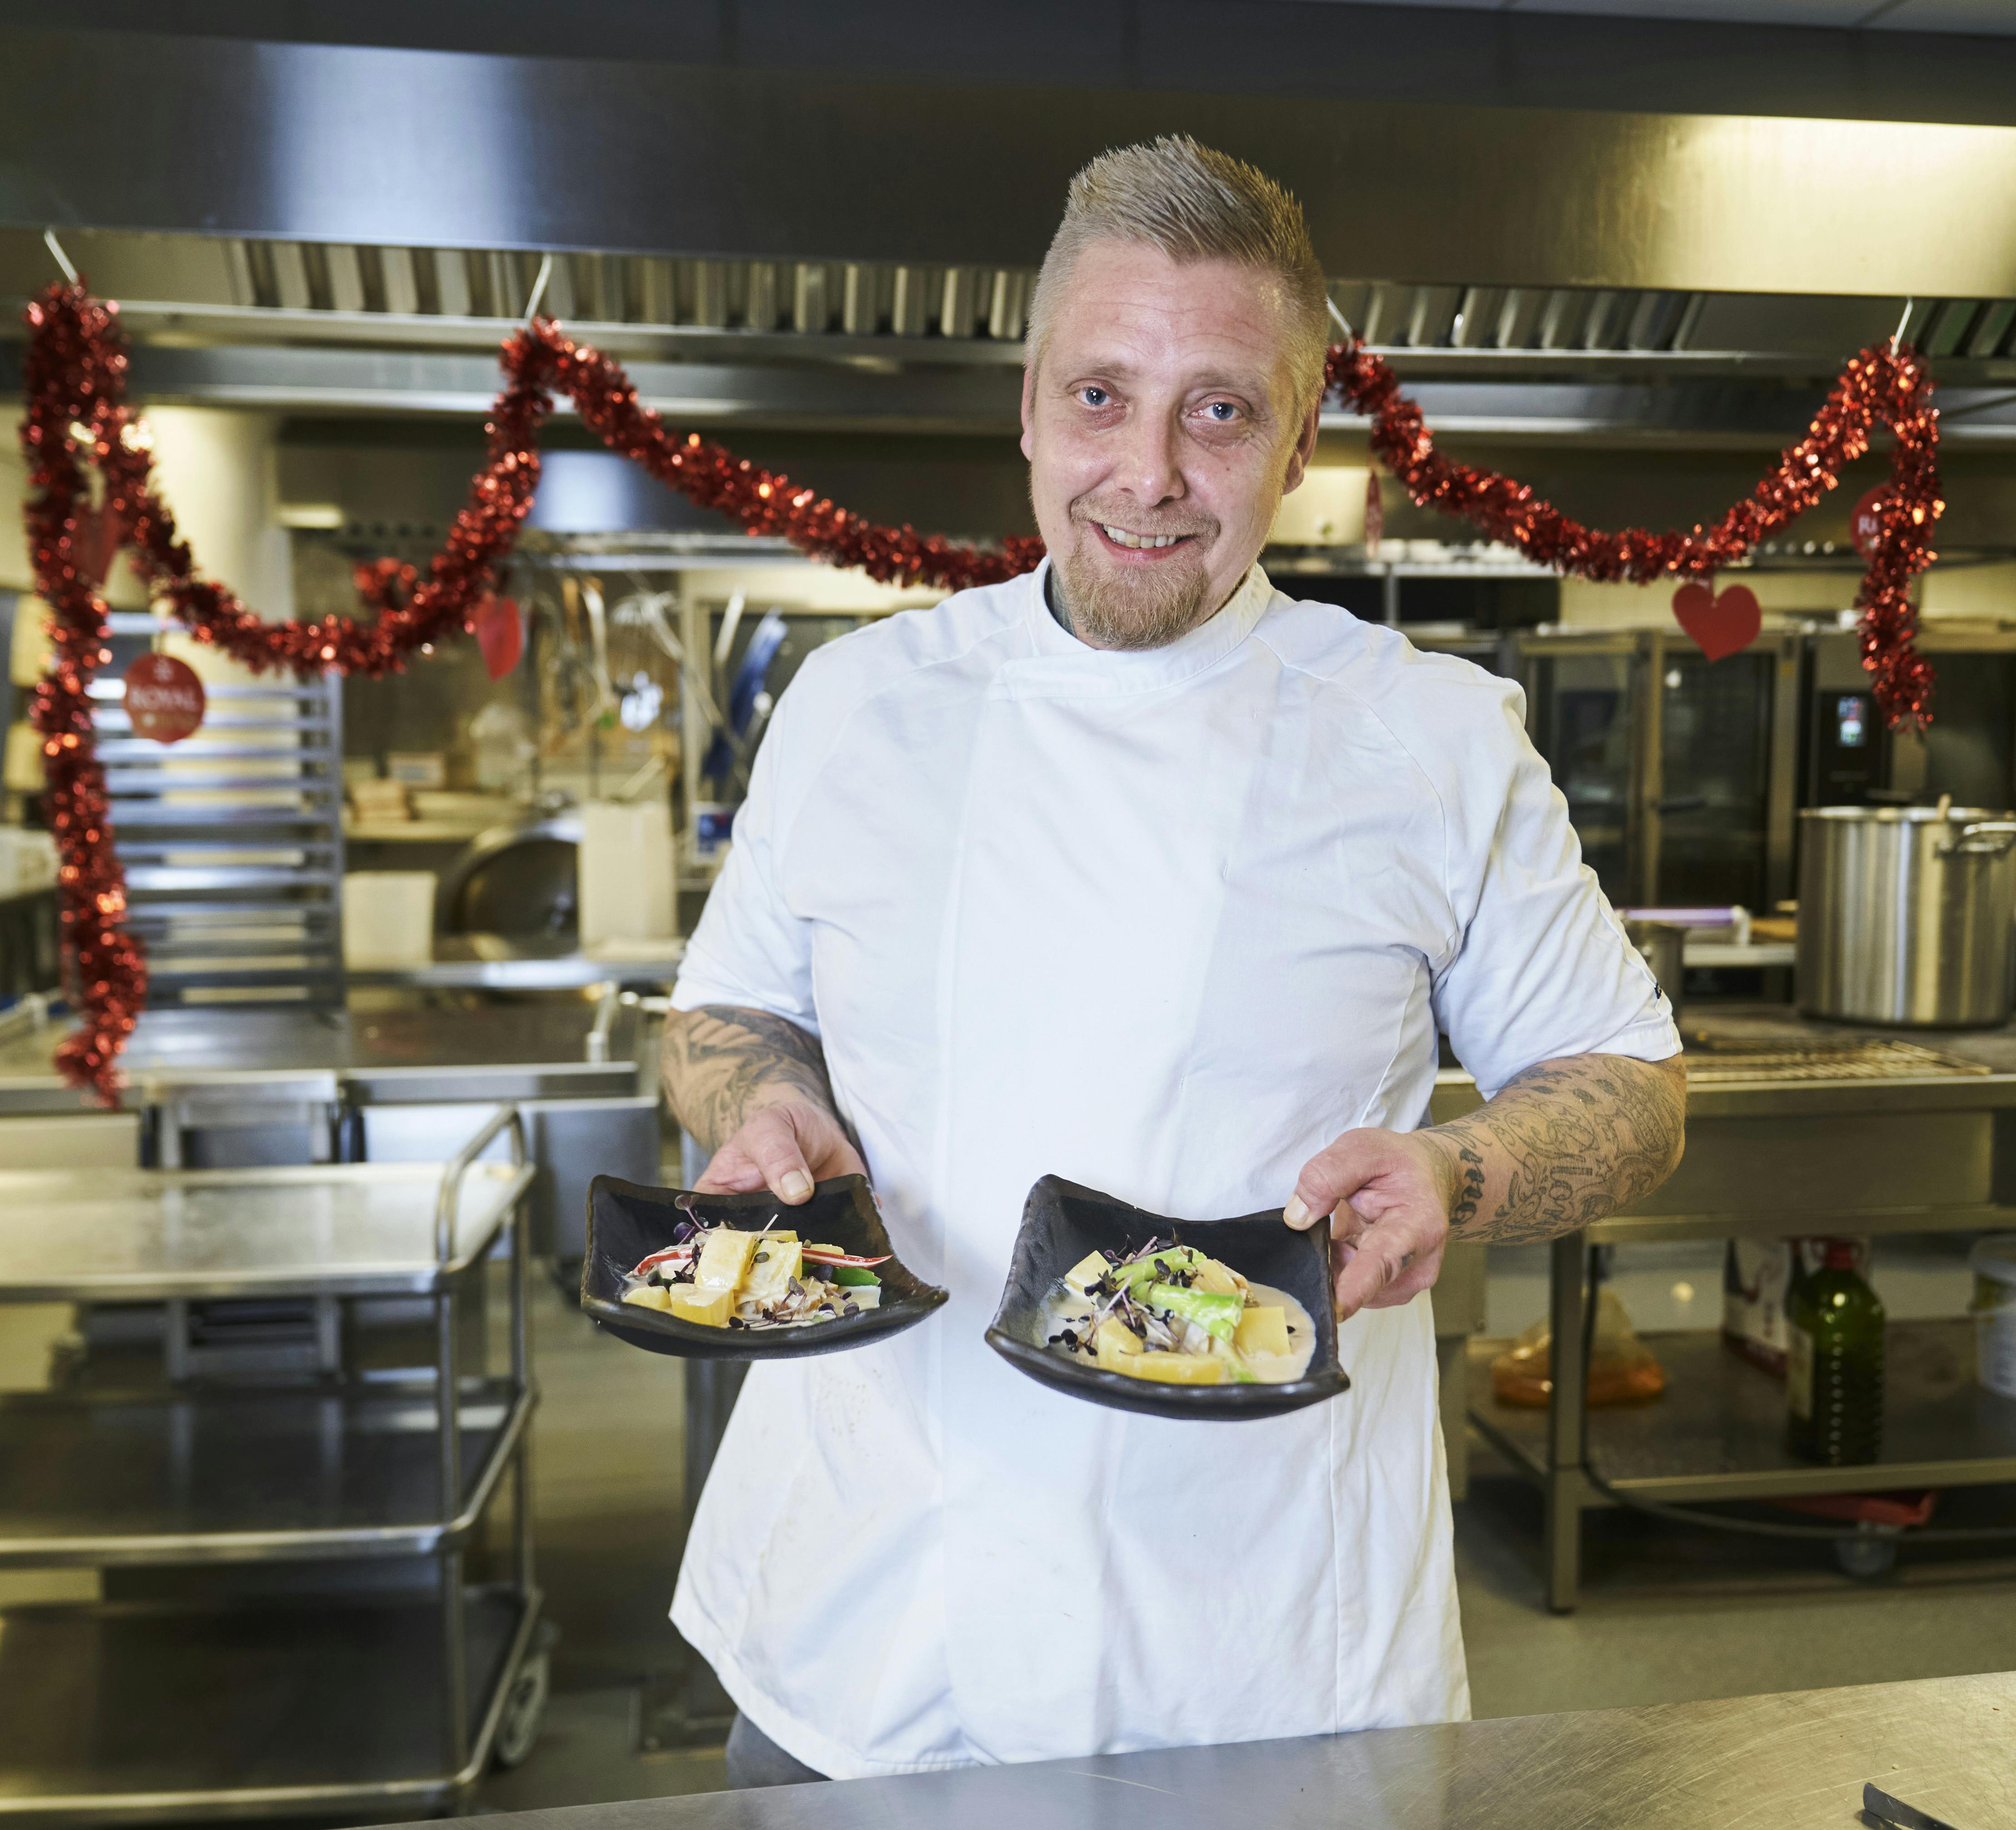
(472, 595, 523, 679)
(73, 502, 125, 590)
(1672, 581, 1761, 662)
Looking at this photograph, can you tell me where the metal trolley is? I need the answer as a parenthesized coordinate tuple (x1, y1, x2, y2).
(0, 1105, 543, 1820)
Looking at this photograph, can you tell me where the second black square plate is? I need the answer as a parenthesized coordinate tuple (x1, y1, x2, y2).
(581, 1174, 948, 1360)
(985, 1175, 1351, 1421)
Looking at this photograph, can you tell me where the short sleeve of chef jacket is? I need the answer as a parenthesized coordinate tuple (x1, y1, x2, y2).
(1426, 666, 1680, 1098)
(669, 687, 819, 1036)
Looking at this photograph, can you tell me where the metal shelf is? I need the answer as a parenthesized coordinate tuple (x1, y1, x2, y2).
(0, 1159, 535, 1302)
(0, 1381, 531, 1568)
(0, 1587, 536, 1822)
(1472, 1319, 2016, 1504)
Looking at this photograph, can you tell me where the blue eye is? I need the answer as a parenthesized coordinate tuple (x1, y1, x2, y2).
(1205, 401, 1238, 422)
(1080, 387, 1110, 408)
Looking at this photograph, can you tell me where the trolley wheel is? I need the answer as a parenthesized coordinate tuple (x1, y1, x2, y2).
(492, 1650, 551, 1770)
(1834, 1533, 1899, 1580)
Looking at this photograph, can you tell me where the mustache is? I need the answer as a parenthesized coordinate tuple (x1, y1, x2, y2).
(1070, 501, 1216, 541)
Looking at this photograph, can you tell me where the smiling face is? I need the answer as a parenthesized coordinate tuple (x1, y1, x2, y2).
(1020, 239, 1321, 651)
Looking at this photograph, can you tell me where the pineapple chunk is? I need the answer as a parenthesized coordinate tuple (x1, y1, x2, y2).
(841, 1286, 881, 1311)
(1234, 1305, 1291, 1358)
(742, 1238, 804, 1307)
(622, 1284, 673, 1312)
(1063, 1250, 1112, 1297)
(667, 1286, 734, 1327)
(1192, 1255, 1248, 1297)
(1094, 1318, 1144, 1370)
(695, 1228, 758, 1294)
(1125, 1352, 1225, 1386)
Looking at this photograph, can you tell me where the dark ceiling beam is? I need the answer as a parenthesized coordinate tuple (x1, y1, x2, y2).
(15, 1, 2016, 126)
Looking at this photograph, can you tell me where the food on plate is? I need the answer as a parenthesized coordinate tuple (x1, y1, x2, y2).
(1038, 1237, 1316, 1385)
(621, 1204, 888, 1330)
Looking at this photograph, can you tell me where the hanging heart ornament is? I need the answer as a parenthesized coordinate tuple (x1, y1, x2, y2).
(471, 594, 523, 680)
(1671, 581, 1762, 662)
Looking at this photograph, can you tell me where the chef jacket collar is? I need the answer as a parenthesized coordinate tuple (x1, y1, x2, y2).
(1001, 558, 1274, 699)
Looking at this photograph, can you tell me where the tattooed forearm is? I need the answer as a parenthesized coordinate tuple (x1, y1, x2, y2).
(1415, 1053, 1686, 1245)
(660, 1004, 839, 1155)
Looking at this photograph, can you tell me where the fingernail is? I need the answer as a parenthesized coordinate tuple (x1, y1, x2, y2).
(1283, 1195, 1310, 1228)
(781, 1171, 813, 1202)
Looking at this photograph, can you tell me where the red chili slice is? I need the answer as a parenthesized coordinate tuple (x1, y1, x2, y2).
(799, 1249, 892, 1268)
(631, 1246, 695, 1277)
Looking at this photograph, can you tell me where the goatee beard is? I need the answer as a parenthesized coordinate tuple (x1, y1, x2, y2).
(1051, 538, 1216, 651)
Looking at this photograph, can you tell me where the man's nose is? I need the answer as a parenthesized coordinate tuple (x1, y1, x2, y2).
(1112, 408, 1185, 506)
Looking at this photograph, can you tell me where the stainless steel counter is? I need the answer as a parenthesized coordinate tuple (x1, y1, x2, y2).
(343, 935, 684, 994)
(1435, 1002, 2016, 1609)
(0, 1004, 662, 1263)
(405, 1671, 2016, 1830)
(0, 1004, 652, 1113)
(0, 1160, 533, 1301)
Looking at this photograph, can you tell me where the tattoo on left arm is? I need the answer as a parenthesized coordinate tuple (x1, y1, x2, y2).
(1415, 1052, 1686, 1245)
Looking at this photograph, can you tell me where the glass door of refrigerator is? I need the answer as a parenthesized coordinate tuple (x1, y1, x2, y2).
(1654, 639, 1783, 910)
(1524, 642, 1636, 904)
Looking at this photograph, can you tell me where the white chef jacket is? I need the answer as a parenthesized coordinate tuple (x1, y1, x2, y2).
(669, 561, 1679, 1779)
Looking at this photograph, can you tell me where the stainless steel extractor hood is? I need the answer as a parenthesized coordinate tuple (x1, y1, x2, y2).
(4, 225, 2012, 447)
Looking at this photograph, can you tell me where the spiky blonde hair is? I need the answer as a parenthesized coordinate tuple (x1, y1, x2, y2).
(1026, 135, 1330, 409)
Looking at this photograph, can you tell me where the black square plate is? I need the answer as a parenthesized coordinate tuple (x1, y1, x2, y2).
(581, 1174, 948, 1360)
(985, 1175, 1351, 1420)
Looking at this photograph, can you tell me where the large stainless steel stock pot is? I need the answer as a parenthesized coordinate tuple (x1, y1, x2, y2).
(1797, 805, 2016, 1027)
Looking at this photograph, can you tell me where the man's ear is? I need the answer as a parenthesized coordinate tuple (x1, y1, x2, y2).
(1279, 394, 1322, 496)
(1019, 362, 1037, 462)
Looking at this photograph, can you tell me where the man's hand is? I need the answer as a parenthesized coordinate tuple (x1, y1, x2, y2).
(661, 1004, 867, 1206)
(693, 1099, 867, 1203)
(1283, 1129, 1453, 1320)
(1283, 1052, 1685, 1322)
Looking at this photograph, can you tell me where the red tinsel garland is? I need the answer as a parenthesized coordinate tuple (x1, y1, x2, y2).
(1328, 340, 1942, 721)
(21, 281, 1942, 1098)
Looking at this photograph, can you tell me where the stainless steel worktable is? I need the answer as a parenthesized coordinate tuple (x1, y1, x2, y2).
(0, 1119, 548, 1818)
(0, 1003, 650, 1113)
(411, 1671, 2016, 1829)
(0, 1159, 532, 1301)
(1435, 1002, 2016, 1611)
(342, 934, 684, 994)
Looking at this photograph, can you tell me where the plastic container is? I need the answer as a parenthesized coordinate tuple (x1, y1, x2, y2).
(1969, 1234, 2016, 1400)
(342, 871, 437, 969)
(579, 801, 675, 947)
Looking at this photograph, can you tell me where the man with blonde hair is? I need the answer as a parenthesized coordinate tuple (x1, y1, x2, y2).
(664, 134, 1684, 1785)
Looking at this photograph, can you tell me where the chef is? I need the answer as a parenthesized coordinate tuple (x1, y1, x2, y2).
(661, 135, 1686, 1787)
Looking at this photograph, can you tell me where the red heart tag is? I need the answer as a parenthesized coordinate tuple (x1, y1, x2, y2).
(123, 653, 206, 744)
(1672, 582, 1761, 662)
(472, 595, 523, 680)
(73, 503, 125, 590)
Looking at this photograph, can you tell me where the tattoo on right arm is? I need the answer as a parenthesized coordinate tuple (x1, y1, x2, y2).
(660, 1004, 839, 1155)
(1417, 1052, 1686, 1246)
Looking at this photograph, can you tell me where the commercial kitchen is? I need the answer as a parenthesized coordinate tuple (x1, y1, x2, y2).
(2, 5, 2016, 1828)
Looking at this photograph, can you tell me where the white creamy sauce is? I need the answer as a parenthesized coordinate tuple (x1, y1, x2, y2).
(1037, 1277, 1318, 1383)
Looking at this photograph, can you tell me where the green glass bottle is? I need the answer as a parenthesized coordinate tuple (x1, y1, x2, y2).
(1787, 1240, 1884, 1466)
